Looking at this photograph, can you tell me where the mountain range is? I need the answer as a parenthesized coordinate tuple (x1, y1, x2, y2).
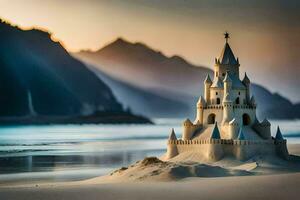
(0, 20, 150, 124)
(75, 38, 300, 120)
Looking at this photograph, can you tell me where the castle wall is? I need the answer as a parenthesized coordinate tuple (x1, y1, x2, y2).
(167, 139, 279, 161)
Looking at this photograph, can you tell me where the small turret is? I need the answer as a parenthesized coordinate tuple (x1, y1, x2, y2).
(204, 74, 212, 84)
(274, 126, 289, 159)
(223, 72, 232, 99)
(243, 73, 250, 103)
(242, 72, 250, 85)
(204, 74, 212, 103)
(211, 122, 221, 139)
(182, 118, 193, 140)
(235, 127, 248, 161)
(166, 128, 179, 159)
(207, 122, 224, 161)
(222, 93, 234, 124)
(275, 126, 284, 140)
(169, 128, 177, 140)
(196, 96, 205, 124)
(197, 95, 205, 106)
(183, 118, 193, 126)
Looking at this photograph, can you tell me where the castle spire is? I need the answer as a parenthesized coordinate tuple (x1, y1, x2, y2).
(242, 72, 250, 85)
(204, 74, 212, 84)
(224, 31, 230, 43)
(275, 126, 284, 140)
(219, 32, 238, 65)
(169, 128, 177, 140)
(211, 122, 221, 139)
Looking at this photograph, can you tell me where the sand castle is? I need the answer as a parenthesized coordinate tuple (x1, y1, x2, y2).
(166, 32, 289, 161)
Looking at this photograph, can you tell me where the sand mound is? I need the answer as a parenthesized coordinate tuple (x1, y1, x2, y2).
(92, 157, 252, 183)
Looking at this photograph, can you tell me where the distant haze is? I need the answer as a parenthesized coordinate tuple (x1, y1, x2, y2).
(0, 0, 299, 102)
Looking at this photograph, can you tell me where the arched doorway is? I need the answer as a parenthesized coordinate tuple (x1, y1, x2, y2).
(216, 98, 220, 105)
(235, 97, 240, 104)
(207, 113, 216, 124)
(242, 113, 251, 125)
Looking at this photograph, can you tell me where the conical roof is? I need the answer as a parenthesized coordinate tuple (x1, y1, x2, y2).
(197, 95, 205, 105)
(184, 118, 193, 125)
(242, 72, 250, 84)
(169, 128, 177, 140)
(219, 43, 238, 65)
(275, 126, 284, 140)
(204, 74, 212, 84)
(237, 127, 245, 140)
(211, 122, 221, 139)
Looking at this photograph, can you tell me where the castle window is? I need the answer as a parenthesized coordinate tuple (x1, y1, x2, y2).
(243, 113, 251, 126)
(238, 92, 240, 95)
(222, 73, 225, 77)
(216, 98, 220, 104)
(207, 113, 216, 124)
(235, 97, 240, 104)
(216, 92, 218, 95)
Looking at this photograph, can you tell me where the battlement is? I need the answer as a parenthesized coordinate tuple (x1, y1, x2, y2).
(168, 138, 274, 146)
(201, 105, 256, 110)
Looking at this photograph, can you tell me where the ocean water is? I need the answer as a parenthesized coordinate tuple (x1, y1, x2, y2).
(0, 119, 299, 184)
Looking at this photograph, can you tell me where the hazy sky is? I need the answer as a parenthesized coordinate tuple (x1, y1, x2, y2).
(0, 0, 299, 102)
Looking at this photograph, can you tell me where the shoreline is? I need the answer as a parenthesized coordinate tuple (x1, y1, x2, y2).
(1, 144, 300, 200)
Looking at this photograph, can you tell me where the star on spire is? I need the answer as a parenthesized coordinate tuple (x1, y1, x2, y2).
(224, 31, 230, 43)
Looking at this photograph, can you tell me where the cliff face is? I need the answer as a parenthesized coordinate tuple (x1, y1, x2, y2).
(0, 20, 123, 118)
(75, 38, 300, 119)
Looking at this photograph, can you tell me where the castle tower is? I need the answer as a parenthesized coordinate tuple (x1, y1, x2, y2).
(214, 32, 240, 79)
(274, 126, 289, 160)
(182, 118, 193, 140)
(228, 118, 239, 139)
(242, 73, 250, 103)
(223, 72, 232, 95)
(235, 127, 248, 160)
(204, 75, 212, 103)
(196, 96, 205, 124)
(166, 128, 179, 159)
(207, 122, 224, 161)
(222, 92, 234, 124)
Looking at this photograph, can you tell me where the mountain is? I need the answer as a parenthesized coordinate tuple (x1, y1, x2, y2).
(75, 38, 300, 120)
(76, 38, 211, 97)
(86, 64, 191, 117)
(0, 20, 150, 124)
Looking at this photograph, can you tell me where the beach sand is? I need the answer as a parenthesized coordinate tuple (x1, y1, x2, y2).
(1, 144, 300, 200)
